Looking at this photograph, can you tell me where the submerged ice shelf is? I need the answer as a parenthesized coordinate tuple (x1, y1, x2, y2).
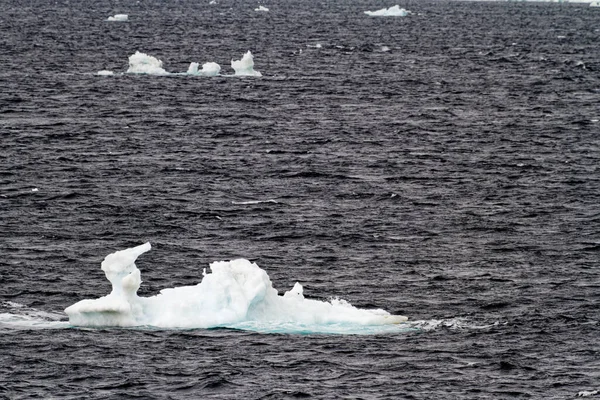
(64, 243, 408, 334)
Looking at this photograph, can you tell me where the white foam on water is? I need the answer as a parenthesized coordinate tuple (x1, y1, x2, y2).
(126, 51, 169, 75)
(107, 14, 128, 21)
(97, 70, 115, 76)
(64, 243, 410, 334)
(578, 390, 599, 397)
(231, 51, 262, 76)
(255, 5, 269, 11)
(0, 302, 69, 331)
(364, 5, 410, 17)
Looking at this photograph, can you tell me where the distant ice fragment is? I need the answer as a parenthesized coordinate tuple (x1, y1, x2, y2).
(578, 391, 598, 397)
(255, 5, 269, 11)
(365, 5, 410, 17)
(231, 51, 262, 76)
(126, 51, 168, 75)
(187, 62, 199, 75)
(187, 61, 221, 76)
(209, 0, 216, 4)
(31, 188, 39, 192)
(107, 14, 128, 21)
(590, 1, 600, 6)
(97, 70, 114, 76)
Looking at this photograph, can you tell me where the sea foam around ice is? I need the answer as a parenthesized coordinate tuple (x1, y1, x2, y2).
(64, 243, 408, 334)
(364, 5, 410, 17)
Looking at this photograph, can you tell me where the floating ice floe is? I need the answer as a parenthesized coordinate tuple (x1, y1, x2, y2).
(64, 243, 408, 334)
(591, 1, 600, 6)
(107, 14, 128, 21)
(187, 61, 221, 76)
(364, 5, 410, 17)
(97, 70, 114, 76)
(578, 391, 599, 397)
(231, 51, 262, 76)
(255, 5, 269, 11)
(126, 51, 168, 75)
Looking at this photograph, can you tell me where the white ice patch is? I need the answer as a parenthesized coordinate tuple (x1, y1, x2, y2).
(231, 51, 262, 76)
(107, 14, 128, 21)
(590, 1, 600, 7)
(97, 70, 115, 76)
(365, 5, 410, 17)
(255, 5, 269, 11)
(187, 61, 221, 76)
(64, 243, 409, 334)
(126, 51, 168, 75)
(578, 391, 599, 397)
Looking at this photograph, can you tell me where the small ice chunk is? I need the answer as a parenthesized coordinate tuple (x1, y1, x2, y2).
(187, 61, 221, 76)
(31, 188, 39, 192)
(107, 14, 128, 21)
(578, 391, 598, 397)
(97, 70, 115, 76)
(187, 62, 199, 75)
(590, 1, 600, 7)
(365, 5, 410, 17)
(231, 51, 262, 77)
(126, 51, 168, 75)
(255, 5, 269, 11)
(209, 0, 216, 4)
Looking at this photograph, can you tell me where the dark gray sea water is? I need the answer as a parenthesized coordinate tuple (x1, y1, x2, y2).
(1, 0, 600, 398)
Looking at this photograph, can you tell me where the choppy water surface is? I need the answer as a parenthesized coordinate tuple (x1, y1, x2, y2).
(1, 0, 599, 398)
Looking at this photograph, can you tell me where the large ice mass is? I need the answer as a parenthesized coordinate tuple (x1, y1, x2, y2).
(126, 51, 168, 75)
(231, 51, 262, 76)
(107, 14, 128, 21)
(364, 5, 410, 17)
(64, 243, 408, 334)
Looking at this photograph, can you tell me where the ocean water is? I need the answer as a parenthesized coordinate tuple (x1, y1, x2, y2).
(1, 0, 599, 398)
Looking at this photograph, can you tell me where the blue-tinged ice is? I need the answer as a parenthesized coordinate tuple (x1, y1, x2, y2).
(64, 243, 409, 334)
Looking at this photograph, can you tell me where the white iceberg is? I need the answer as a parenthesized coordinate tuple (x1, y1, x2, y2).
(255, 5, 269, 11)
(187, 61, 221, 76)
(126, 51, 168, 75)
(64, 243, 408, 334)
(107, 14, 128, 21)
(231, 51, 262, 76)
(365, 5, 410, 17)
(591, 1, 600, 6)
